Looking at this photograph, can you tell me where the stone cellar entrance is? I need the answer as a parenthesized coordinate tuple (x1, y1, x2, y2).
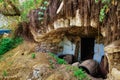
(81, 38, 95, 61)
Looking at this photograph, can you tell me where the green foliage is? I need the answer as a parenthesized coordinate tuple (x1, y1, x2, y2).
(0, 37, 23, 55)
(74, 68, 87, 80)
(66, 66, 88, 80)
(0, 38, 14, 55)
(38, 12, 44, 15)
(31, 53, 36, 59)
(95, 0, 111, 3)
(20, 0, 43, 21)
(95, 0, 111, 22)
(101, 0, 111, 4)
(0, 0, 3, 3)
(14, 37, 23, 47)
(49, 53, 67, 64)
(95, 0, 99, 3)
(40, 6, 47, 10)
(2, 70, 7, 76)
(37, 0, 48, 21)
(44, 1, 48, 5)
(99, 5, 108, 22)
(56, 58, 67, 64)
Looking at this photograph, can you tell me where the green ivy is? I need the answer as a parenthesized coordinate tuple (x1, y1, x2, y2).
(99, 5, 108, 22)
(37, 1, 48, 22)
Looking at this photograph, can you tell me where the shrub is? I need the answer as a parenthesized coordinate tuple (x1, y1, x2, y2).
(0, 37, 23, 55)
(0, 38, 14, 55)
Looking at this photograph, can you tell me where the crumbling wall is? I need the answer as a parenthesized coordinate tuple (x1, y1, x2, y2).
(44, 0, 100, 34)
(44, 0, 120, 44)
(105, 40, 120, 80)
(35, 36, 76, 55)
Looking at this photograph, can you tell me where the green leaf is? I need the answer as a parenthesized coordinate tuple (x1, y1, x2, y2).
(38, 12, 44, 15)
(95, 0, 99, 3)
(44, 1, 48, 5)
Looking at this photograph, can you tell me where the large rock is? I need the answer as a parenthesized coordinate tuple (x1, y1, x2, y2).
(105, 40, 120, 79)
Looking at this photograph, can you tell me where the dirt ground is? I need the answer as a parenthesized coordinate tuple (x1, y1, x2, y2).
(0, 41, 104, 80)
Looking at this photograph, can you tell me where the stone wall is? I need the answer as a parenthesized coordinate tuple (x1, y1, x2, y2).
(35, 42, 63, 54)
(105, 40, 120, 80)
(35, 37, 76, 55)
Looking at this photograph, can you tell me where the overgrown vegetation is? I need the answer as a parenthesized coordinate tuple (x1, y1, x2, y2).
(0, 37, 23, 55)
(49, 53, 67, 64)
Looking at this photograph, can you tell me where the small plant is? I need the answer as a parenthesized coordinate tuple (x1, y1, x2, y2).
(73, 68, 87, 80)
(56, 58, 67, 64)
(31, 53, 36, 59)
(2, 70, 7, 77)
(49, 53, 67, 64)
(66, 66, 88, 80)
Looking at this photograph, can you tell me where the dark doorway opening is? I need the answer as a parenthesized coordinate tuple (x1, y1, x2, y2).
(81, 38, 95, 61)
